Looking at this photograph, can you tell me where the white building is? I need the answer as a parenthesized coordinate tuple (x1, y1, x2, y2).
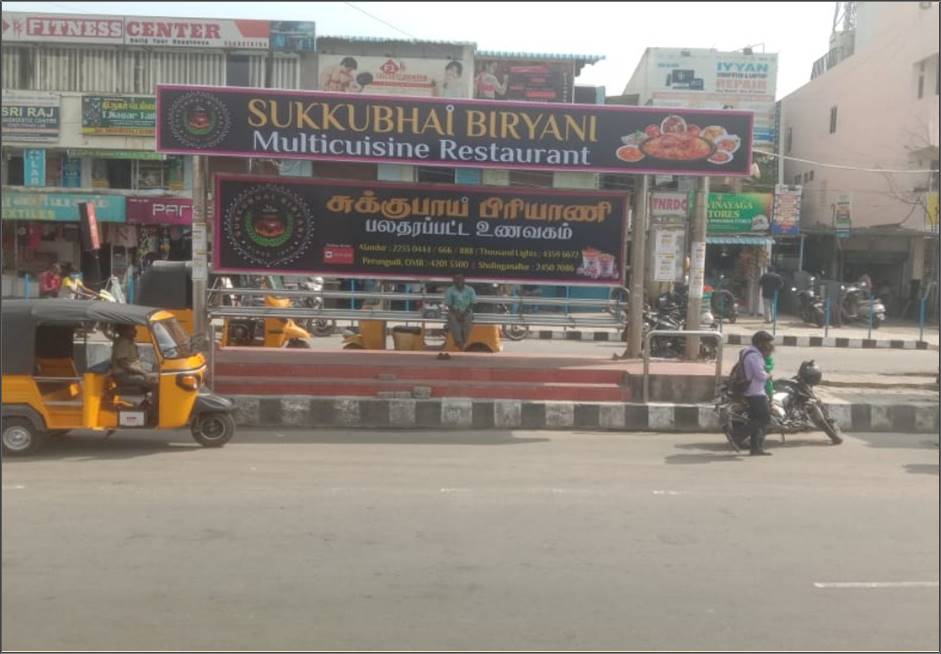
(780, 1, 939, 315)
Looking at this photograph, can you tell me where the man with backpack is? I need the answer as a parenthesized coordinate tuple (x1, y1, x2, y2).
(730, 330, 776, 456)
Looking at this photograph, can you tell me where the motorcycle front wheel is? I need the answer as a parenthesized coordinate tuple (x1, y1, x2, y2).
(502, 324, 530, 341)
(809, 403, 843, 445)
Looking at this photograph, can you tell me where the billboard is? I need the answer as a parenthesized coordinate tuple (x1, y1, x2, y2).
(213, 175, 629, 285)
(771, 184, 802, 235)
(1, 12, 270, 48)
(707, 192, 773, 233)
(318, 55, 471, 98)
(126, 197, 192, 224)
(82, 96, 156, 136)
(474, 58, 574, 103)
(1, 94, 59, 142)
(156, 85, 755, 176)
(1, 191, 125, 222)
(643, 49, 778, 147)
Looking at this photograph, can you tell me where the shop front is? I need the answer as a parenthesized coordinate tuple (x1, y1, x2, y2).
(1, 190, 126, 297)
(704, 192, 774, 314)
(116, 196, 193, 300)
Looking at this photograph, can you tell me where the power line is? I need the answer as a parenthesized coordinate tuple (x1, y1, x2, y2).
(755, 150, 939, 175)
(342, 2, 418, 40)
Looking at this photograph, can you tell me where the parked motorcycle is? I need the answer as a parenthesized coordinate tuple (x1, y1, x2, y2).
(840, 283, 886, 328)
(714, 359, 843, 451)
(793, 276, 825, 327)
(292, 276, 335, 337)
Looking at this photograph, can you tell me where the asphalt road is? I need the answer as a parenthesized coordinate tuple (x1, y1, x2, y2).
(2, 429, 938, 651)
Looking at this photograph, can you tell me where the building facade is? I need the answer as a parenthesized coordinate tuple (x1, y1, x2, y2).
(780, 1, 939, 317)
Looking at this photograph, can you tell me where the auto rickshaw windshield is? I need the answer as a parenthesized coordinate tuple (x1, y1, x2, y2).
(151, 318, 193, 359)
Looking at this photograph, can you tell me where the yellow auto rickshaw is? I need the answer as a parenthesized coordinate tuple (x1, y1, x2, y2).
(1, 299, 236, 456)
(137, 263, 312, 348)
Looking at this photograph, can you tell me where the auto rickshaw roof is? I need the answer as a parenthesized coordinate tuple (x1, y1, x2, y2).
(2, 300, 159, 327)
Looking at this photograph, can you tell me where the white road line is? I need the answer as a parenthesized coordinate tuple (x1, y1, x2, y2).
(652, 490, 685, 496)
(814, 581, 939, 589)
(440, 488, 471, 493)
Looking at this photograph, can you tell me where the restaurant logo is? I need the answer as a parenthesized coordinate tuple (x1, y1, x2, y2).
(167, 90, 231, 149)
(222, 184, 315, 268)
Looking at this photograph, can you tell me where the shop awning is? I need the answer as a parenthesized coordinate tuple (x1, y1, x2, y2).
(706, 235, 774, 246)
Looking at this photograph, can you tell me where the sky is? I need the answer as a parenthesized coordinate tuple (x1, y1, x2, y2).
(4, 1, 837, 99)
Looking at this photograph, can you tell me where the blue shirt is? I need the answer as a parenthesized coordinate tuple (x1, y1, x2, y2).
(444, 285, 476, 312)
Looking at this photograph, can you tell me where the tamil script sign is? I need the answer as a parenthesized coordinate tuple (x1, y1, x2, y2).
(1, 12, 270, 48)
(157, 85, 754, 176)
(707, 192, 773, 233)
(82, 96, 156, 135)
(1, 94, 59, 142)
(771, 184, 801, 235)
(213, 175, 628, 285)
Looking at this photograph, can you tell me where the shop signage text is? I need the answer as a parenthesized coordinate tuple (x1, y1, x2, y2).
(156, 85, 754, 176)
(707, 192, 772, 233)
(126, 197, 192, 224)
(1, 191, 126, 222)
(214, 175, 628, 285)
(1, 94, 60, 142)
(82, 96, 156, 135)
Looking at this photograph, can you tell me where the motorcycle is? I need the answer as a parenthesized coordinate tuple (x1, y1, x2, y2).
(714, 359, 843, 451)
(292, 276, 335, 337)
(794, 276, 825, 327)
(841, 283, 886, 328)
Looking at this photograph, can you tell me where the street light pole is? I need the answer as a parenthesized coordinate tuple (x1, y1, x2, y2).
(627, 175, 649, 358)
(685, 176, 709, 359)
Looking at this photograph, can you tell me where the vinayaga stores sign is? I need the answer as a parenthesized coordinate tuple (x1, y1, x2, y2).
(156, 85, 754, 176)
(213, 175, 628, 285)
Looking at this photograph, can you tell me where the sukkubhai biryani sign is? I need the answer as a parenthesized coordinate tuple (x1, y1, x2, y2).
(156, 85, 754, 176)
(213, 175, 628, 285)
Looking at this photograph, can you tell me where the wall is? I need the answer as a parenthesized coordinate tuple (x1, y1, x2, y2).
(781, 1, 939, 231)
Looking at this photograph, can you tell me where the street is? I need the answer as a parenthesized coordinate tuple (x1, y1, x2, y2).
(2, 428, 938, 651)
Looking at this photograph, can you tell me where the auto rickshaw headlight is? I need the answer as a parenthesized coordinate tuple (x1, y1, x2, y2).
(176, 373, 200, 391)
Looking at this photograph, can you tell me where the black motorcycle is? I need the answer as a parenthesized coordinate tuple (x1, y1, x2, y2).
(714, 360, 843, 450)
(794, 276, 825, 327)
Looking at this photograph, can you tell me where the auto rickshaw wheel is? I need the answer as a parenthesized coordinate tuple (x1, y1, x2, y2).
(191, 412, 235, 448)
(1, 418, 47, 456)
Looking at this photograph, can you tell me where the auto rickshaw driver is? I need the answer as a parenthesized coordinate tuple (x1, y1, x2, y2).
(111, 323, 157, 394)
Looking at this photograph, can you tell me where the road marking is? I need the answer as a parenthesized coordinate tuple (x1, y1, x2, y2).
(440, 488, 471, 493)
(652, 490, 685, 496)
(814, 581, 939, 589)
(2, 485, 26, 491)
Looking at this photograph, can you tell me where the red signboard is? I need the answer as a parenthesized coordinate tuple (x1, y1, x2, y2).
(126, 197, 192, 224)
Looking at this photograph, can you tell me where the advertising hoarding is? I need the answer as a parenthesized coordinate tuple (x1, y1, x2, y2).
(473, 58, 574, 103)
(319, 55, 471, 98)
(771, 184, 802, 235)
(82, 96, 156, 135)
(213, 175, 629, 285)
(707, 192, 773, 233)
(1, 94, 60, 142)
(156, 85, 755, 176)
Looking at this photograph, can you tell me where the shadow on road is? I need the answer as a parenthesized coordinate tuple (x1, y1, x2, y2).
(849, 433, 940, 450)
(236, 430, 551, 447)
(904, 463, 939, 476)
(665, 437, 836, 464)
(2, 433, 199, 463)
(664, 452, 743, 465)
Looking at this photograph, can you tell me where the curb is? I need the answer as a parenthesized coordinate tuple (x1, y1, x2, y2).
(229, 395, 940, 434)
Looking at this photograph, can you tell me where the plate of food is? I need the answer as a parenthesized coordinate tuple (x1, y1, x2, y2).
(616, 144, 645, 162)
(640, 132, 715, 161)
(713, 134, 741, 154)
(700, 125, 727, 142)
(707, 150, 734, 165)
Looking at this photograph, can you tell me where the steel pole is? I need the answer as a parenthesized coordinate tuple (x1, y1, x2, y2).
(627, 175, 649, 358)
(685, 176, 709, 359)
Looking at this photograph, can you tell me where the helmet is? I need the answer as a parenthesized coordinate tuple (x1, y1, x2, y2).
(799, 361, 823, 386)
(751, 330, 774, 347)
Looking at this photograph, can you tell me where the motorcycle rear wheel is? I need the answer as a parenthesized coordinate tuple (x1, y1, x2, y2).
(809, 403, 843, 445)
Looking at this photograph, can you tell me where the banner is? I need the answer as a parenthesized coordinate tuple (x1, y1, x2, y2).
(833, 193, 851, 238)
(82, 96, 156, 135)
(318, 55, 471, 98)
(214, 175, 628, 285)
(126, 197, 192, 224)
(473, 58, 574, 103)
(707, 192, 772, 233)
(1, 191, 125, 222)
(650, 227, 685, 282)
(157, 85, 754, 176)
(1, 94, 59, 142)
(771, 184, 802, 235)
(1, 12, 270, 48)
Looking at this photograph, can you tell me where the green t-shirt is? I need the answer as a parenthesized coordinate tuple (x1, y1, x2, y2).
(444, 285, 476, 313)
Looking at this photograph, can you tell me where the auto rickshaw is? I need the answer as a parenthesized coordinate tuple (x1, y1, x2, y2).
(1, 300, 236, 456)
(137, 262, 312, 348)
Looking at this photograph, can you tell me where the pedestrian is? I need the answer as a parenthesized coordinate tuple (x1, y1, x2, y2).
(38, 262, 62, 299)
(438, 273, 476, 360)
(740, 330, 775, 456)
(759, 268, 784, 323)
